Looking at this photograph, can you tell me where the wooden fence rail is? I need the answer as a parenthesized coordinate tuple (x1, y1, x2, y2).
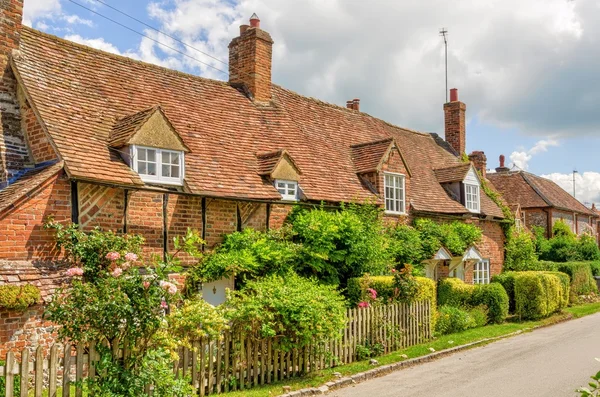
(0, 300, 431, 396)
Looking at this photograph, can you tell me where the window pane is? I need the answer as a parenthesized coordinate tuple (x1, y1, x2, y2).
(162, 164, 170, 177)
(172, 153, 180, 165)
(138, 162, 147, 174)
(163, 152, 170, 164)
(138, 149, 146, 161)
(148, 162, 156, 176)
(171, 165, 179, 178)
(148, 150, 156, 162)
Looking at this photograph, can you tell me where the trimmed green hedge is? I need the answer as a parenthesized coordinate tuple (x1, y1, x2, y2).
(514, 261, 597, 297)
(347, 276, 436, 307)
(437, 278, 509, 324)
(493, 271, 570, 313)
(513, 271, 569, 320)
(0, 284, 41, 311)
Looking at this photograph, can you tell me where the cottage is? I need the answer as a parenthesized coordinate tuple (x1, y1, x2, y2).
(487, 156, 598, 238)
(0, 2, 505, 353)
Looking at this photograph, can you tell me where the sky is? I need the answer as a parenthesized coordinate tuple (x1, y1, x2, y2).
(23, 0, 600, 206)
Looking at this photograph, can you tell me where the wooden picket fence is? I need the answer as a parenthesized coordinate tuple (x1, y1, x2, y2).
(0, 300, 431, 396)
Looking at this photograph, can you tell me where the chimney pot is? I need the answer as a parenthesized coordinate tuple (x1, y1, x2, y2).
(499, 154, 505, 168)
(495, 154, 510, 173)
(346, 100, 354, 109)
(250, 13, 260, 28)
(450, 88, 458, 102)
(353, 98, 360, 111)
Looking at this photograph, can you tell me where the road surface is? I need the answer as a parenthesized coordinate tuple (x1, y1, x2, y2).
(333, 312, 600, 397)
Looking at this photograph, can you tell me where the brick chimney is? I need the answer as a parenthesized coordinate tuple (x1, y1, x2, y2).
(346, 98, 360, 111)
(469, 151, 487, 179)
(228, 13, 274, 104)
(0, 0, 28, 186)
(495, 154, 510, 173)
(444, 88, 466, 155)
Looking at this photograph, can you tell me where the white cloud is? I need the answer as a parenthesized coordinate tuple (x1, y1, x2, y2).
(62, 14, 94, 27)
(23, 0, 61, 26)
(509, 139, 559, 170)
(542, 171, 600, 206)
(65, 34, 122, 55)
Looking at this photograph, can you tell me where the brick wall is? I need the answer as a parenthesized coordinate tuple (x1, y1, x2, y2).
(167, 194, 202, 264)
(205, 199, 237, 248)
(0, 304, 58, 359)
(0, 171, 70, 260)
(443, 100, 466, 155)
(78, 183, 125, 232)
(524, 208, 549, 236)
(552, 210, 575, 233)
(240, 202, 267, 231)
(269, 203, 293, 229)
(464, 219, 505, 282)
(127, 190, 164, 258)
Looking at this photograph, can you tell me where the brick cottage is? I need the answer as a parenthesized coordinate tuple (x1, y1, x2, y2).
(0, 1, 505, 354)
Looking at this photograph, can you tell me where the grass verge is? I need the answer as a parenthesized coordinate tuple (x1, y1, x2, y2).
(223, 303, 600, 397)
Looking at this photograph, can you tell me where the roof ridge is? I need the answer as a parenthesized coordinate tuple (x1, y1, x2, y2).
(520, 172, 554, 207)
(20, 27, 231, 88)
(350, 137, 393, 148)
(433, 162, 471, 171)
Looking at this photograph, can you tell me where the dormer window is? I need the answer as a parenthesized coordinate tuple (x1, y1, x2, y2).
(132, 145, 184, 186)
(465, 184, 480, 213)
(384, 172, 406, 214)
(275, 179, 298, 201)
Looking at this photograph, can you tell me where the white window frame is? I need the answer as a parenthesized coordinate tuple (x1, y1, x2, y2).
(464, 183, 480, 214)
(131, 145, 184, 186)
(384, 172, 406, 215)
(473, 259, 490, 285)
(275, 179, 298, 201)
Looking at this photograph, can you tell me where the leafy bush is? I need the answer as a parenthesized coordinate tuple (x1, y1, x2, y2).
(534, 220, 600, 263)
(222, 272, 347, 350)
(387, 224, 425, 268)
(514, 271, 568, 320)
(356, 340, 385, 360)
(347, 275, 436, 306)
(491, 272, 518, 312)
(413, 219, 482, 258)
(504, 228, 538, 271)
(290, 204, 391, 287)
(538, 261, 597, 296)
(437, 278, 475, 307)
(578, 234, 600, 261)
(45, 224, 194, 397)
(168, 298, 229, 348)
(0, 284, 41, 310)
(471, 283, 509, 324)
(590, 262, 600, 277)
(435, 305, 487, 335)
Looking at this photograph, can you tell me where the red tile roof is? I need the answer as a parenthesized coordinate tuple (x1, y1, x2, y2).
(433, 163, 472, 183)
(109, 106, 158, 148)
(0, 162, 64, 215)
(255, 149, 300, 177)
(487, 171, 596, 216)
(10, 27, 504, 218)
(351, 138, 394, 174)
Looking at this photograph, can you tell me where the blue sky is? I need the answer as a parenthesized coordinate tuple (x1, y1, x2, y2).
(24, 0, 600, 205)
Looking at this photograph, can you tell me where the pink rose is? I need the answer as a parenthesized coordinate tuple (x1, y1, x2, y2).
(111, 268, 123, 277)
(124, 253, 138, 262)
(121, 261, 131, 270)
(160, 300, 168, 309)
(143, 281, 150, 289)
(391, 269, 397, 273)
(159, 280, 178, 295)
(66, 267, 84, 277)
(358, 301, 370, 308)
(106, 252, 120, 261)
(367, 288, 377, 300)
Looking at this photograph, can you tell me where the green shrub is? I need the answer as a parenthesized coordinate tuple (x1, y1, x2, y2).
(538, 261, 597, 296)
(347, 275, 436, 306)
(469, 306, 489, 328)
(437, 278, 475, 307)
(504, 228, 538, 272)
(435, 305, 481, 335)
(223, 272, 347, 350)
(471, 283, 509, 324)
(491, 272, 517, 312)
(578, 234, 600, 261)
(387, 224, 425, 268)
(590, 261, 600, 277)
(543, 271, 571, 307)
(534, 220, 600, 263)
(413, 219, 482, 258)
(513, 271, 567, 320)
(0, 284, 41, 310)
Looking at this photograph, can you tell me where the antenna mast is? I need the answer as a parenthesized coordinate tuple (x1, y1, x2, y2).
(439, 28, 448, 102)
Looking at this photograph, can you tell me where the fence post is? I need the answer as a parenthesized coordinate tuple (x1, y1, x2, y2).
(5, 351, 15, 397)
(20, 348, 29, 397)
(35, 346, 43, 397)
(63, 343, 71, 397)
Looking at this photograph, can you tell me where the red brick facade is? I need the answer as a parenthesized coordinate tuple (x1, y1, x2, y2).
(444, 97, 466, 155)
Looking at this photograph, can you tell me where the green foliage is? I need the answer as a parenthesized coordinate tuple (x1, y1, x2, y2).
(347, 275, 436, 306)
(45, 220, 144, 283)
(222, 272, 347, 350)
(504, 227, 538, 271)
(387, 224, 425, 267)
(471, 283, 509, 324)
(533, 220, 600, 263)
(590, 262, 600, 277)
(290, 204, 391, 287)
(537, 261, 597, 296)
(0, 284, 41, 310)
(356, 340, 385, 360)
(413, 219, 482, 258)
(44, 224, 195, 397)
(513, 271, 568, 320)
(186, 227, 299, 291)
(435, 305, 487, 335)
(437, 278, 475, 307)
(392, 264, 420, 303)
(532, 226, 552, 258)
(168, 298, 229, 348)
(577, 364, 600, 396)
(491, 273, 518, 312)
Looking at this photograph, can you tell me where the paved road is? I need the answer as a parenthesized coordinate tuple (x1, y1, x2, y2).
(333, 313, 600, 397)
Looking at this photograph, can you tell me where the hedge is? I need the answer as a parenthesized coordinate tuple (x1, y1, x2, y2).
(518, 261, 597, 297)
(347, 276, 436, 306)
(493, 271, 570, 313)
(437, 278, 509, 324)
(0, 284, 41, 311)
(513, 271, 569, 320)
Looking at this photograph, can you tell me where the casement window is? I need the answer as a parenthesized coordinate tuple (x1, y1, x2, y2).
(384, 173, 406, 214)
(132, 145, 184, 186)
(473, 259, 490, 285)
(464, 184, 480, 213)
(275, 179, 298, 201)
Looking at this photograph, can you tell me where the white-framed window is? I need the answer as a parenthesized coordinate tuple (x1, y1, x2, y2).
(384, 172, 406, 214)
(473, 259, 490, 284)
(275, 179, 298, 201)
(465, 184, 480, 213)
(132, 145, 184, 186)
